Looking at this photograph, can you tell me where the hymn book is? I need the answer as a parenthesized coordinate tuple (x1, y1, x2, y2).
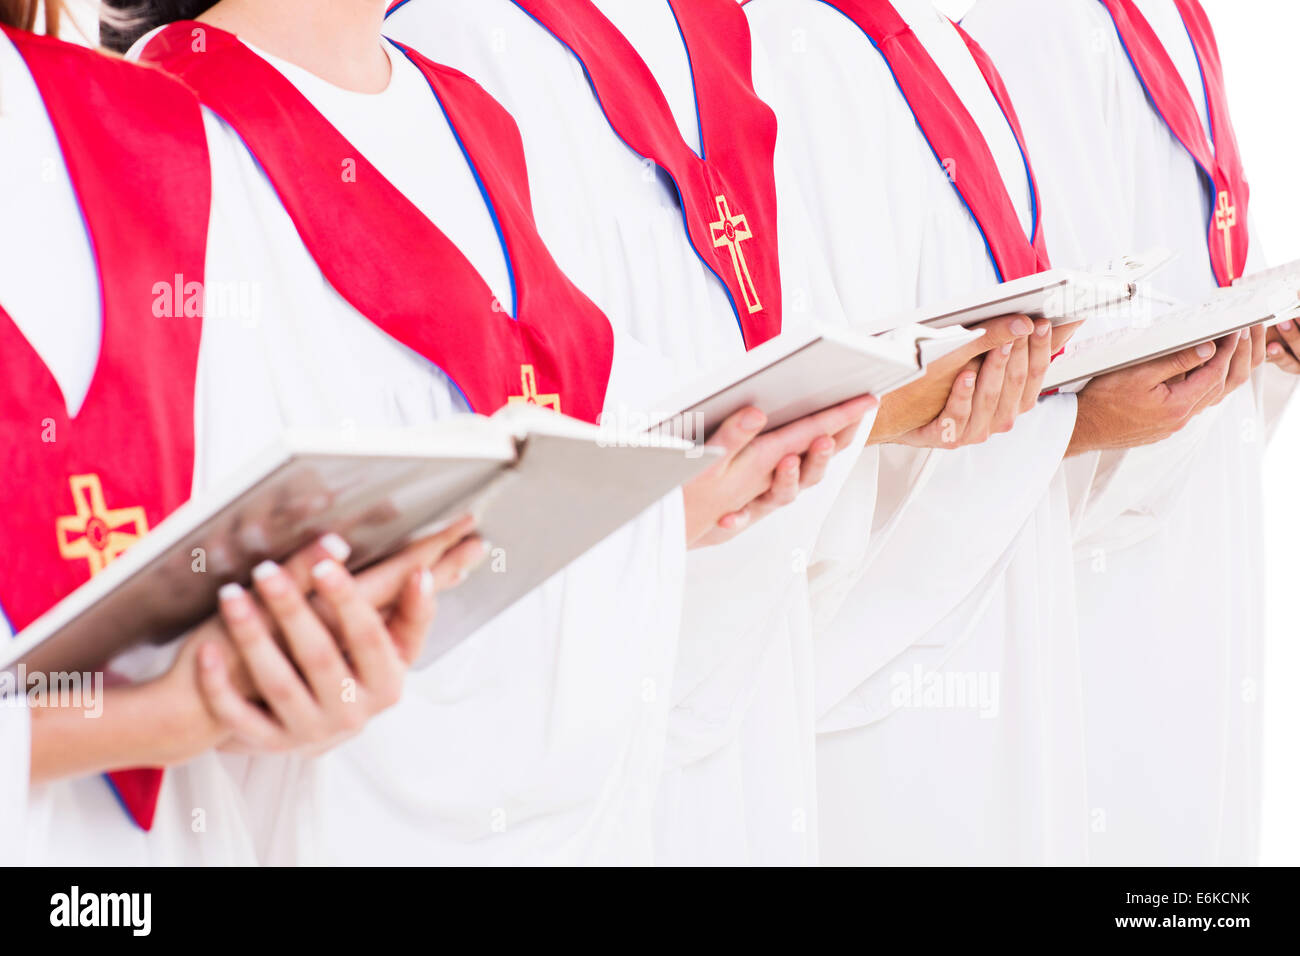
(650, 322, 983, 437)
(911, 250, 1177, 330)
(5, 406, 716, 675)
(1043, 282, 1300, 390)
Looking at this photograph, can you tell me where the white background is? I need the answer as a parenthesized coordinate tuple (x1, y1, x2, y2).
(939, 0, 1300, 864)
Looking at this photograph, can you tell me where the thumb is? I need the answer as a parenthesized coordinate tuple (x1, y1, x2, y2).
(971, 313, 1034, 354)
(703, 406, 767, 470)
(1139, 340, 1217, 385)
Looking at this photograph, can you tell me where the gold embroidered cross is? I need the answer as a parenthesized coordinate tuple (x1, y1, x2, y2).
(55, 474, 148, 577)
(507, 364, 561, 413)
(709, 194, 763, 315)
(1215, 190, 1238, 281)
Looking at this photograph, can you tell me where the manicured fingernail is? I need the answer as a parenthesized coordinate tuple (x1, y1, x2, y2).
(1269, 343, 1283, 356)
(219, 582, 253, 620)
(252, 560, 279, 581)
(419, 568, 435, 596)
(741, 410, 766, 431)
(311, 559, 337, 581)
(781, 458, 800, 476)
(1001, 342, 1013, 356)
(962, 373, 977, 388)
(1035, 322, 1050, 336)
(1197, 343, 1215, 358)
(1281, 321, 1294, 332)
(319, 533, 351, 562)
(1011, 319, 1032, 336)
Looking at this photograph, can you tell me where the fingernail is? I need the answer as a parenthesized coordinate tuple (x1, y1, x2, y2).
(781, 458, 800, 475)
(1269, 343, 1282, 356)
(1196, 343, 1215, 358)
(318, 533, 351, 562)
(963, 373, 977, 388)
(219, 582, 252, 620)
(1035, 322, 1050, 336)
(477, 539, 493, 558)
(1001, 342, 1013, 356)
(1282, 321, 1294, 332)
(419, 568, 435, 596)
(311, 559, 337, 581)
(731, 512, 750, 529)
(252, 560, 279, 581)
(1011, 319, 1032, 336)
(741, 410, 766, 431)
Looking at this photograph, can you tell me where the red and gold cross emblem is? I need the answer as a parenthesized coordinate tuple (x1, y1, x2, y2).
(55, 474, 148, 577)
(507, 364, 561, 413)
(709, 194, 763, 315)
(1215, 190, 1238, 281)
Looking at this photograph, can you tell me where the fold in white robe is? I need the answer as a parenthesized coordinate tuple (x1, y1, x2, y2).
(964, 0, 1293, 865)
(746, 0, 1088, 865)
(387, 0, 869, 865)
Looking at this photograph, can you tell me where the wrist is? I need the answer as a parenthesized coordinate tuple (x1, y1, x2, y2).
(145, 667, 228, 766)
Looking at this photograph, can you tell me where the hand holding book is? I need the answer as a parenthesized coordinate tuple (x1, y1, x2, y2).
(29, 520, 483, 785)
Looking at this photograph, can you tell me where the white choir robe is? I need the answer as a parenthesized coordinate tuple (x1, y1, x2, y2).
(386, 0, 870, 865)
(964, 0, 1294, 865)
(195, 36, 693, 866)
(746, 0, 1089, 865)
(0, 31, 261, 866)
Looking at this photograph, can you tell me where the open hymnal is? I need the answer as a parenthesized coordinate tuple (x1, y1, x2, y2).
(910, 250, 1177, 330)
(1043, 282, 1300, 391)
(648, 322, 983, 437)
(1234, 258, 1300, 302)
(5, 406, 716, 675)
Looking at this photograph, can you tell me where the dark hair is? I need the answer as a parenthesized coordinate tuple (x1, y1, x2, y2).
(99, 0, 215, 52)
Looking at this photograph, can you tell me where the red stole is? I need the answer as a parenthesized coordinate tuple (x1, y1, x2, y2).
(387, 0, 784, 349)
(140, 22, 614, 423)
(791, 0, 1050, 281)
(1098, 0, 1248, 286)
(0, 26, 210, 830)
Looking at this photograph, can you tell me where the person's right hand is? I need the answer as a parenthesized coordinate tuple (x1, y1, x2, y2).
(869, 314, 1042, 448)
(684, 395, 878, 549)
(1067, 334, 1238, 456)
(171, 517, 486, 757)
(30, 519, 485, 784)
